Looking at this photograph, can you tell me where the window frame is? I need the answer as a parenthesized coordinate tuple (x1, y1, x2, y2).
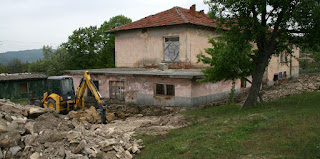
(154, 83, 175, 96)
(109, 80, 125, 101)
(163, 36, 180, 63)
(280, 51, 288, 63)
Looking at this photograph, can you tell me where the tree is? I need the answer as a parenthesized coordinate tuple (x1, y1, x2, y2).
(204, 0, 320, 108)
(0, 63, 8, 73)
(197, 27, 254, 104)
(64, 15, 132, 70)
(29, 45, 69, 76)
(7, 58, 27, 73)
(98, 15, 132, 68)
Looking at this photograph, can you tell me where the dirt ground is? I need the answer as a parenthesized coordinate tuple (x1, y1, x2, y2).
(0, 74, 318, 158)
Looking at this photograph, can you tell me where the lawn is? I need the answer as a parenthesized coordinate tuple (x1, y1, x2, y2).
(136, 92, 320, 159)
(11, 98, 28, 105)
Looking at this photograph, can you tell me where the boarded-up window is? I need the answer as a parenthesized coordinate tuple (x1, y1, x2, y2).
(155, 84, 175, 96)
(164, 37, 179, 62)
(20, 82, 28, 94)
(280, 52, 287, 63)
(88, 81, 99, 97)
(109, 81, 125, 100)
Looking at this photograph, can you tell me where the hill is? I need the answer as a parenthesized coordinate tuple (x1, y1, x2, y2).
(0, 49, 44, 64)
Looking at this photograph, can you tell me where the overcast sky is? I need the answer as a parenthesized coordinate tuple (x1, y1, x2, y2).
(0, 0, 209, 53)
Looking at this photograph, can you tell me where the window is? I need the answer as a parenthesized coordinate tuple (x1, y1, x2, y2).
(166, 84, 175, 96)
(109, 81, 125, 100)
(156, 84, 165, 95)
(20, 82, 28, 94)
(88, 81, 99, 97)
(273, 74, 278, 81)
(164, 37, 179, 62)
(155, 84, 175, 96)
(280, 51, 288, 63)
(284, 71, 287, 78)
(241, 78, 247, 88)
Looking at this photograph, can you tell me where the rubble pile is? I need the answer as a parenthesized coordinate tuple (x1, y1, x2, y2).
(0, 99, 188, 159)
(105, 104, 180, 117)
(262, 74, 320, 102)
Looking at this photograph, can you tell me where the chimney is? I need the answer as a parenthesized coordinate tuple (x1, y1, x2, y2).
(189, 4, 196, 14)
(199, 10, 204, 15)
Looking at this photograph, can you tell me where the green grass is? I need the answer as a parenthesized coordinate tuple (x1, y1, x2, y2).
(136, 92, 320, 159)
(11, 98, 28, 104)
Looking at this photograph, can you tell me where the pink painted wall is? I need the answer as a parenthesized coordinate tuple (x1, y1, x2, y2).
(191, 79, 241, 98)
(66, 71, 256, 106)
(65, 73, 192, 101)
(263, 46, 300, 83)
(114, 25, 216, 68)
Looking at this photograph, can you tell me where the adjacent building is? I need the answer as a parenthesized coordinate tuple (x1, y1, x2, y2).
(0, 73, 47, 100)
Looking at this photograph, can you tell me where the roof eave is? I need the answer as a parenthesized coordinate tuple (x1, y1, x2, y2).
(105, 23, 217, 34)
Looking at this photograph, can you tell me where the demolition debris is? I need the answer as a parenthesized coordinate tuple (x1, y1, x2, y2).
(0, 100, 188, 159)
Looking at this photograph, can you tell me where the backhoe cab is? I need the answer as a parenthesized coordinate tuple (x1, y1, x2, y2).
(34, 71, 106, 123)
(35, 76, 76, 112)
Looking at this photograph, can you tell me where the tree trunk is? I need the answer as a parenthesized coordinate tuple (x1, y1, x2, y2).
(227, 80, 236, 105)
(242, 54, 269, 108)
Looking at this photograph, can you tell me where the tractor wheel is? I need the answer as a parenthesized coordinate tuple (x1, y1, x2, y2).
(47, 99, 58, 112)
(34, 100, 44, 108)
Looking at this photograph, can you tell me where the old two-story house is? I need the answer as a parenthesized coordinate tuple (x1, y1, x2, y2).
(65, 5, 299, 107)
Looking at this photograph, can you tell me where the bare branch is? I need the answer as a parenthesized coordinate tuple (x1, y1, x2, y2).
(261, 1, 267, 27)
(247, 54, 256, 61)
(283, 29, 306, 34)
(243, 77, 252, 84)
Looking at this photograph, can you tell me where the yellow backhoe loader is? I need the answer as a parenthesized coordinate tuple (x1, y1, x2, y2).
(33, 71, 106, 123)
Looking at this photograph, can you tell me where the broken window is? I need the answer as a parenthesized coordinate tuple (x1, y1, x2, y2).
(109, 81, 125, 100)
(155, 84, 175, 96)
(166, 84, 175, 96)
(20, 82, 28, 94)
(87, 81, 99, 97)
(164, 37, 179, 62)
(155, 84, 165, 95)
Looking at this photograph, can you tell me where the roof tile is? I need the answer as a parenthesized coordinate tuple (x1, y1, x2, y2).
(105, 5, 218, 33)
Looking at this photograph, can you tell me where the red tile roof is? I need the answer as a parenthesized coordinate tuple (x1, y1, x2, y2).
(105, 5, 218, 33)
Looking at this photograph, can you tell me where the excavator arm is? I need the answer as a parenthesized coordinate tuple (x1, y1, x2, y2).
(75, 71, 106, 123)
